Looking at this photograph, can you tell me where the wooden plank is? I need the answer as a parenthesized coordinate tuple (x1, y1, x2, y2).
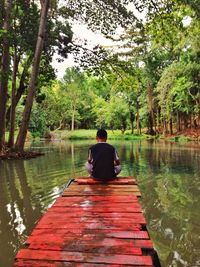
(27, 232, 153, 248)
(35, 221, 144, 230)
(46, 210, 143, 219)
(38, 214, 145, 225)
(16, 249, 153, 265)
(51, 200, 141, 209)
(48, 208, 142, 214)
(53, 195, 139, 204)
(53, 200, 141, 206)
(14, 259, 154, 267)
(28, 241, 143, 255)
(62, 191, 141, 197)
(56, 195, 138, 202)
(68, 184, 140, 189)
(64, 185, 140, 192)
(29, 229, 149, 240)
(62, 185, 140, 194)
(76, 179, 137, 185)
(26, 235, 153, 250)
(27, 237, 153, 251)
(46, 206, 142, 213)
(75, 176, 136, 183)
(75, 176, 136, 181)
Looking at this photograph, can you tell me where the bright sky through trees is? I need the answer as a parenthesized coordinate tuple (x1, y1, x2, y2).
(53, 23, 115, 78)
(52, 3, 145, 78)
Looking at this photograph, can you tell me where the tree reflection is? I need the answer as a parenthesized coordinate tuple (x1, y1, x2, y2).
(133, 141, 200, 266)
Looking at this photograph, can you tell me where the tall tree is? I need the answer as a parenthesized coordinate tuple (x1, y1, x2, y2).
(62, 67, 86, 131)
(15, 0, 50, 151)
(7, 0, 40, 147)
(0, 0, 12, 151)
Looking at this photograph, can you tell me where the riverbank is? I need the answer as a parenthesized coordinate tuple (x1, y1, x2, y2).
(49, 129, 200, 142)
(49, 129, 150, 141)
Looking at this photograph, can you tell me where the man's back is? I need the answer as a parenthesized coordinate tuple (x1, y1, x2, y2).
(89, 142, 116, 180)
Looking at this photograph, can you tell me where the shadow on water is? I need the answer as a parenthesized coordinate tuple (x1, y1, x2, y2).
(0, 160, 43, 267)
(0, 139, 199, 267)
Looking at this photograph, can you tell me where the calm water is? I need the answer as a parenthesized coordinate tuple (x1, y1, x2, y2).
(0, 140, 200, 267)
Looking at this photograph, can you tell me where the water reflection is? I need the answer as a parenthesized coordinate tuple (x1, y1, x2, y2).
(0, 160, 42, 267)
(0, 140, 199, 267)
(130, 141, 200, 267)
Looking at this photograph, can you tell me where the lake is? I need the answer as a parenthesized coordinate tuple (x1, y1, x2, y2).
(0, 140, 199, 267)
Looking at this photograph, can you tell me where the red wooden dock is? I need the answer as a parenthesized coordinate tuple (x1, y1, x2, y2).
(14, 176, 160, 267)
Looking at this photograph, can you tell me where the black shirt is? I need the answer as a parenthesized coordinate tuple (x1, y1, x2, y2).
(88, 142, 118, 181)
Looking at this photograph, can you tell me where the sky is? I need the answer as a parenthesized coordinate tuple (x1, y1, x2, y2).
(52, 23, 116, 79)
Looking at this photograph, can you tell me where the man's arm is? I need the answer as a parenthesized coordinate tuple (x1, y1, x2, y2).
(88, 149, 93, 164)
(114, 150, 120, 166)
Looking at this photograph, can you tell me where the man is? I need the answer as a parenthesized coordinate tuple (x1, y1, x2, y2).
(85, 129, 121, 182)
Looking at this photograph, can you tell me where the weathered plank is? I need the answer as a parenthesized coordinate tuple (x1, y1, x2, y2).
(27, 238, 153, 251)
(16, 249, 153, 265)
(35, 221, 143, 230)
(14, 259, 154, 267)
(29, 229, 149, 239)
(62, 191, 141, 197)
(46, 206, 142, 214)
(76, 179, 137, 185)
(28, 241, 143, 255)
(53, 195, 139, 204)
(75, 176, 136, 180)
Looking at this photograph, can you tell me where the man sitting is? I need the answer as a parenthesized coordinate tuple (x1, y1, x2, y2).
(85, 129, 121, 182)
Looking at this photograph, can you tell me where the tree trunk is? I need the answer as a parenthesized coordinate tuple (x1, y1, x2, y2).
(136, 109, 140, 135)
(6, 54, 33, 126)
(176, 112, 181, 132)
(15, 0, 49, 152)
(130, 110, 135, 134)
(147, 84, 156, 135)
(169, 117, 173, 135)
(156, 108, 160, 133)
(8, 51, 19, 148)
(71, 107, 75, 131)
(0, 0, 12, 151)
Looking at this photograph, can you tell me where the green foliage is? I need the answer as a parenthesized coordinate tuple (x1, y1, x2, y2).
(92, 97, 108, 128)
(29, 104, 48, 137)
(156, 57, 200, 120)
(105, 96, 129, 132)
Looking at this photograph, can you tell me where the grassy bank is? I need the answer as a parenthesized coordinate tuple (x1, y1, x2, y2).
(5, 129, 200, 142)
(51, 129, 151, 140)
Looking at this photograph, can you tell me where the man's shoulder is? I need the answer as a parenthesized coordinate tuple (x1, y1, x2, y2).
(91, 142, 115, 150)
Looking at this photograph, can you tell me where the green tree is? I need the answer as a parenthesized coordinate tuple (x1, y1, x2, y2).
(156, 57, 200, 133)
(61, 67, 86, 130)
(15, 0, 50, 151)
(92, 97, 108, 129)
(106, 95, 129, 133)
(0, 0, 13, 150)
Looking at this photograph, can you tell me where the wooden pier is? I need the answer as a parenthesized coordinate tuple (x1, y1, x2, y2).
(14, 176, 160, 267)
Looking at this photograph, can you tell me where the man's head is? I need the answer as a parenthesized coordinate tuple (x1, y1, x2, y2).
(96, 129, 107, 141)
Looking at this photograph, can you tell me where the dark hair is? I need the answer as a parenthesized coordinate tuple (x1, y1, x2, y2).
(96, 129, 107, 139)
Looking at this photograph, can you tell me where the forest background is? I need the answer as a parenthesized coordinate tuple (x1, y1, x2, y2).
(0, 0, 200, 155)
